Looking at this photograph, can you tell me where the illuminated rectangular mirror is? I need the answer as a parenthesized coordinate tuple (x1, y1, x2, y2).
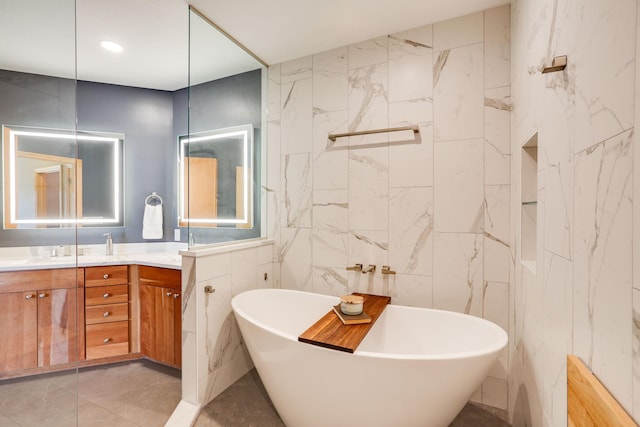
(178, 124, 252, 228)
(2, 125, 124, 228)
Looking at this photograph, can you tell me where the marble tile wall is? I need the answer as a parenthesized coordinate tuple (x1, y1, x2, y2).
(178, 241, 274, 419)
(511, 0, 638, 425)
(267, 5, 511, 409)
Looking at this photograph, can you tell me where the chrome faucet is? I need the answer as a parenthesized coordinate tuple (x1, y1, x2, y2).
(362, 264, 376, 274)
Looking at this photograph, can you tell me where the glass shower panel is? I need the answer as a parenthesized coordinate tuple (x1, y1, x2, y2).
(0, 0, 80, 425)
(186, 7, 266, 247)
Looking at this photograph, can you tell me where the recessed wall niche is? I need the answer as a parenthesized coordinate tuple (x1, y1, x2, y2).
(521, 133, 538, 271)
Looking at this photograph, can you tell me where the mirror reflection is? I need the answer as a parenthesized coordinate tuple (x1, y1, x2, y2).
(3, 125, 124, 228)
(178, 124, 252, 228)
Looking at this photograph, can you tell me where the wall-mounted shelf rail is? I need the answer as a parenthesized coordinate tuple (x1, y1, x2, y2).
(328, 125, 419, 142)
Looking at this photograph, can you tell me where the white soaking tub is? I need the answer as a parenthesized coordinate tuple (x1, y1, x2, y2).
(232, 288, 507, 427)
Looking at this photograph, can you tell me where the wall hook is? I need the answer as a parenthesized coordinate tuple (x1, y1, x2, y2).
(541, 55, 567, 74)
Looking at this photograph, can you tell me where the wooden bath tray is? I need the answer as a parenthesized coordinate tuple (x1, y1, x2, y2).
(298, 293, 390, 353)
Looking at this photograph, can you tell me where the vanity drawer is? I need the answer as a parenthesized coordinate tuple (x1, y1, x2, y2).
(86, 303, 128, 324)
(86, 321, 129, 359)
(85, 266, 128, 287)
(85, 285, 128, 306)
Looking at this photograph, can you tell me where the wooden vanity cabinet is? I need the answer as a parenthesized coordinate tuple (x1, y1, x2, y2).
(0, 268, 84, 374)
(138, 265, 181, 368)
(84, 265, 130, 360)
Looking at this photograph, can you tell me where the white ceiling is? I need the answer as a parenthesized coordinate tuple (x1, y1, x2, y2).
(0, 0, 509, 91)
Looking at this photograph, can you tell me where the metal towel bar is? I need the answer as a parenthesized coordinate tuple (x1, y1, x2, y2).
(328, 125, 419, 142)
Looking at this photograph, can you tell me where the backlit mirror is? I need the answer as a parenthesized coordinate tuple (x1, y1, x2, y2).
(178, 124, 252, 227)
(2, 125, 124, 228)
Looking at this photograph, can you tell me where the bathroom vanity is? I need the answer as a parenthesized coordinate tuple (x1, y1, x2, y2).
(0, 252, 182, 379)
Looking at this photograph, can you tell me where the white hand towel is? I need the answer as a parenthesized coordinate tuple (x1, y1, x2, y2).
(143, 204, 163, 239)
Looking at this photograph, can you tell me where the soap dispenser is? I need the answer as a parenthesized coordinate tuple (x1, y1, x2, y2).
(103, 233, 113, 256)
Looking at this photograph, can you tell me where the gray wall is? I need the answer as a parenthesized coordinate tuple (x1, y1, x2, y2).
(0, 68, 262, 247)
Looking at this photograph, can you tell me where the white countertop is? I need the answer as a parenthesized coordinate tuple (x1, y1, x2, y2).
(0, 242, 185, 272)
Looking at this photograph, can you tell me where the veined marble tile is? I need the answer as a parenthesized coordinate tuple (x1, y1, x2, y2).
(484, 234, 510, 284)
(434, 43, 484, 141)
(267, 73, 281, 122)
(485, 86, 511, 186)
(485, 184, 510, 244)
(433, 11, 483, 51)
(389, 274, 433, 308)
(433, 232, 483, 316)
(434, 139, 484, 233)
(573, 130, 633, 411)
(541, 251, 572, 427)
(388, 25, 433, 103)
(481, 377, 508, 410)
(266, 120, 281, 192)
(348, 147, 389, 230)
(389, 187, 433, 276)
(258, 245, 272, 266)
(280, 227, 313, 292)
(348, 229, 389, 296)
(313, 47, 348, 113)
(231, 248, 259, 296)
(266, 190, 281, 245)
(281, 78, 312, 155)
(282, 153, 312, 228)
(388, 99, 434, 188)
(281, 56, 312, 83)
(348, 36, 388, 70)
(312, 109, 348, 190)
(268, 63, 281, 85)
(484, 281, 509, 380)
(181, 256, 197, 334)
(348, 63, 388, 146)
(484, 5, 510, 89)
(541, 82, 574, 261)
(574, 0, 635, 152)
(312, 266, 349, 296)
(312, 189, 348, 267)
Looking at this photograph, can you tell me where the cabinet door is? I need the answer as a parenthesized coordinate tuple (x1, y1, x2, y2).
(0, 292, 38, 372)
(140, 284, 175, 366)
(37, 288, 79, 366)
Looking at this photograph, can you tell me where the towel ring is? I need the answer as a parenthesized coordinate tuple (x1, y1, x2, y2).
(145, 192, 163, 206)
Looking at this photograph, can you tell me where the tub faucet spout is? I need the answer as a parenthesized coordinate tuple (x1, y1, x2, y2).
(362, 264, 376, 274)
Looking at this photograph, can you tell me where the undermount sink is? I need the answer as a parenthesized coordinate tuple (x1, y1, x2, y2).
(0, 259, 30, 267)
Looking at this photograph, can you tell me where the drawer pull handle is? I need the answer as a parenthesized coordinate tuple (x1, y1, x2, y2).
(103, 338, 111, 343)
(103, 274, 109, 279)
(25, 294, 34, 300)
(103, 293, 110, 298)
(166, 291, 173, 297)
(173, 293, 180, 299)
(38, 293, 46, 298)
(103, 311, 110, 317)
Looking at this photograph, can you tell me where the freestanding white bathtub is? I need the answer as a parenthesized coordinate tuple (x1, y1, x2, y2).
(231, 289, 507, 427)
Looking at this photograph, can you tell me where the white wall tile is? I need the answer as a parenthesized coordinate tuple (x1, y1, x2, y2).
(388, 25, 433, 103)
(484, 5, 511, 89)
(348, 147, 389, 230)
(348, 63, 389, 145)
(282, 153, 312, 228)
(389, 274, 433, 308)
(281, 56, 312, 83)
(348, 36, 388, 70)
(485, 86, 511, 186)
(573, 130, 633, 411)
(313, 47, 348, 113)
(312, 110, 348, 190)
(433, 11, 484, 51)
(389, 187, 433, 276)
(388, 99, 434, 188)
(433, 232, 483, 316)
(434, 43, 484, 141)
(281, 78, 312, 155)
(434, 139, 484, 232)
(280, 227, 313, 292)
(312, 266, 349, 296)
(312, 189, 349, 268)
(574, 0, 635, 152)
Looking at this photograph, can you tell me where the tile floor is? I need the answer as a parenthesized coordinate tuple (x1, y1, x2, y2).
(0, 360, 510, 426)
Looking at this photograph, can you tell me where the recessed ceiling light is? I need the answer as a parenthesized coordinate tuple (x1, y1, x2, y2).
(101, 40, 123, 53)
